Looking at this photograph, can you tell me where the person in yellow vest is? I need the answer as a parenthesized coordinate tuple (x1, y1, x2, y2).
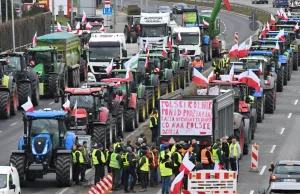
(73, 144, 84, 185)
(138, 150, 149, 192)
(92, 143, 106, 185)
(113, 137, 124, 153)
(201, 145, 214, 170)
(229, 137, 241, 178)
(150, 146, 159, 187)
(105, 146, 114, 173)
(159, 144, 171, 162)
(172, 145, 183, 177)
(71, 144, 77, 182)
(170, 139, 181, 154)
(80, 141, 89, 182)
(109, 147, 123, 190)
(220, 52, 230, 74)
(222, 136, 230, 170)
(212, 58, 221, 80)
(212, 142, 224, 169)
(123, 147, 137, 193)
(150, 107, 158, 143)
(159, 154, 173, 194)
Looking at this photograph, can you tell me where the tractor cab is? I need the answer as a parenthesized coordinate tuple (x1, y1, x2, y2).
(112, 69, 144, 92)
(149, 45, 181, 64)
(0, 52, 26, 76)
(252, 40, 286, 54)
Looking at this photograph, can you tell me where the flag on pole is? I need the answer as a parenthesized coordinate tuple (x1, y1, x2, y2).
(62, 99, 70, 112)
(21, 97, 34, 112)
(179, 152, 195, 174)
(170, 171, 184, 194)
(32, 32, 37, 47)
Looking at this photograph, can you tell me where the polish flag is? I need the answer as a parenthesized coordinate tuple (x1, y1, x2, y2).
(261, 26, 267, 38)
(144, 39, 149, 53)
(208, 70, 215, 82)
(116, 81, 121, 87)
(162, 44, 168, 56)
(193, 68, 208, 87)
(32, 31, 37, 47)
(62, 99, 70, 112)
(266, 22, 270, 32)
(277, 10, 282, 18)
(272, 41, 280, 52)
(154, 67, 160, 72)
(288, 11, 292, 17)
(275, 29, 285, 41)
(258, 62, 263, 76)
(214, 162, 223, 170)
(229, 44, 239, 57)
(238, 42, 248, 58)
(229, 64, 234, 81)
(67, 23, 72, 32)
(182, 48, 188, 55)
(177, 31, 182, 41)
(105, 59, 113, 74)
(238, 70, 261, 92)
(270, 14, 276, 25)
(294, 23, 299, 32)
(170, 171, 184, 194)
(145, 56, 149, 69)
(125, 69, 132, 82)
(82, 10, 87, 23)
(223, 0, 231, 11)
(73, 100, 78, 122)
(21, 97, 34, 112)
(86, 22, 92, 30)
(57, 22, 62, 32)
(75, 22, 80, 34)
(282, 12, 288, 20)
(179, 152, 196, 174)
(246, 36, 252, 50)
(167, 37, 172, 51)
(202, 19, 209, 26)
(100, 25, 105, 33)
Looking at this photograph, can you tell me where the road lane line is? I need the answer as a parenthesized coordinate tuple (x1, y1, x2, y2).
(288, 113, 292, 118)
(56, 188, 69, 194)
(250, 191, 254, 194)
(295, 100, 298, 105)
(280, 128, 285, 134)
(10, 122, 17, 126)
(49, 102, 54, 105)
(270, 145, 276, 153)
(260, 165, 267, 175)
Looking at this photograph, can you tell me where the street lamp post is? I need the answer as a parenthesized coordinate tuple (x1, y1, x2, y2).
(11, 0, 15, 52)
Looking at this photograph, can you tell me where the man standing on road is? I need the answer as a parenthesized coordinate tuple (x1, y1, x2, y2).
(212, 58, 221, 80)
(172, 145, 183, 177)
(139, 150, 149, 192)
(150, 107, 158, 143)
(110, 147, 123, 190)
(73, 144, 84, 185)
(150, 146, 158, 187)
(222, 136, 230, 170)
(123, 147, 137, 193)
(92, 143, 106, 185)
(201, 145, 214, 169)
(212, 142, 224, 169)
(160, 154, 173, 194)
(105, 146, 114, 173)
(229, 137, 241, 179)
(191, 139, 200, 162)
(81, 141, 89, 182)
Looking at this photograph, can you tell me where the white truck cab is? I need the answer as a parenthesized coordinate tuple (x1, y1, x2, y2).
(0, 166, 21, 194)
(87, 33, 127, 82)
(172, 27, 203, 59)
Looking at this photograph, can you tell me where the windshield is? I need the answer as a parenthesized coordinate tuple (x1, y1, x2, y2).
(159, 7, 170, 11)
(28, 51, 52, 65)
(70, 95, 94, 111)
(275, 165, 300, 174)
(133, 18, 140, 24)
(89, 46, 120, 61)
(0, 174, 7, 189)
(91, 26, 101, 31)
(271, 191, 300, 193)
(140, 25, 167, 37)
(3, 56, 21, 71)
(174, 34, 199, 45)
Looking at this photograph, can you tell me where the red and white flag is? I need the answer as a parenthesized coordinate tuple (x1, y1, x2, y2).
(86, 22, 92, 30)
(208, 70, 215, 82)
(272, 41, 279, 52)
(75, 22, 81, 34)
(144, 39, 149, 53)
(275, 29, 284, 41)
(294, 23, 299, 32)
(277, 10, 282, 18)
(214, 162, 223, 170)
(72, 100, 78, 121)
(177, 31, 182, 41)
(62, 99, 70, 112)
(154, 67, 160, 72)
(282, 11, 288, 20)
(105, 58, 113, 74)
(179, 152, 196, 174)
(266, 22, 270, 32)
(229, 64, 235, 81)
(288, 11, 292, 17)
(193, 68, 208, 87)
(182, 48, 188, 56)
(116, 81, 121, 87)
(67, 23, 72, 32)
(125, 69, 132, 82)
(270, 14, 276, 25)
(100, 25, 105, 33)
(167, 37, 172, 51)
(162, 43, 168, 56)
(145, 56, 149, 69)
(32, 31, 37, 47)
(229, 44, 239, 57)
(202, 19, 209, 26)
(238, 70, 261, 92)
(82, 10, 87, 23)
(170, 171, 184, 194)
(57, 22, 62, 32)
(258, 62, 263, 76)
(238, 42, 248, 58)
(21, 97, 34, 112)
(246, 36, 252, 50)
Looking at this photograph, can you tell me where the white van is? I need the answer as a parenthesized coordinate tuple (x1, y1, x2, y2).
(0, 166, 21, 194)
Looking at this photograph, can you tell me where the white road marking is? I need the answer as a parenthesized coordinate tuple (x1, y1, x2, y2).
(56, 188, 69, 194)
(260, 165, 267, 175)
(288, 113, 292, 118)
(295, 100, 298, 105)
(156, 189, 162, 194)
(270, 145, 276, 153)
(10, 122, 17, 126)
(280, 128, 285, 134)
(250, 191, 254, 194)
(0, 131, 2, 132)
(49, 102, 54, 105)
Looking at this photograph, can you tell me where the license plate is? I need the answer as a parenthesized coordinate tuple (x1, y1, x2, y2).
(283, 179, 296, 182)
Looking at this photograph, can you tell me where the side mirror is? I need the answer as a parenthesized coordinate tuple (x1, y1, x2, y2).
(9, 184, 16, 190)
(110, 25, 113, 29)
(258, 189, 265, 194)
(122, 49, 127, 58)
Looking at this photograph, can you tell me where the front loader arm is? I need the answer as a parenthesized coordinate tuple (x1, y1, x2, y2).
(208, 0, 222, 39)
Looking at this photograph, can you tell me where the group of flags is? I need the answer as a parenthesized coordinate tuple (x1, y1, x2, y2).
(228, 35, 252, 58)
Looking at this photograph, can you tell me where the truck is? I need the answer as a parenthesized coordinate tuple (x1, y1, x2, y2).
(87, 33, 127, 82)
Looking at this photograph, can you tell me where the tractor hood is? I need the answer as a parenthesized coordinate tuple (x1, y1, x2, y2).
(33, 63, 44, 77)
(31, 134, 52, 156)
(71, 108, 87, 119)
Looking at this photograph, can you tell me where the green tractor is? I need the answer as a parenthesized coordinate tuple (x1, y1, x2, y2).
(0, 52, 40, 107)
(0, 59, 18, 119)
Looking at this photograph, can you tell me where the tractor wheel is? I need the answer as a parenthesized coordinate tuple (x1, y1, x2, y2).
(10, 154, 27, 187)
(92, 125, 106, 146)
(0, 91, 10, 119)
(288, 61, 292, 81)
(117, 114, 124, 138)
(135, 101, 140, 128)
(283, 66, 288, 85)
(31, 77, 40, 106)
(256, 96, 264, 123)
(56, 154, 73, 187)
(147, 89, 155, 114)
(203, 45, 208, 63)
(10, 83, 18, 115)
(18, 82, 31, 108)
(124, 109, 135, 132)
(234, 123, 244, 160)
(180, 69, 185, 89)
(80, 59, 86, 81)
(49, 74, 60, 98)
(293, 54, 298, 70)
(276, 68, 283, 92)
(265, 90, 275, 114)
(160, 82, 169, 96)
(139, 99, 146, 122)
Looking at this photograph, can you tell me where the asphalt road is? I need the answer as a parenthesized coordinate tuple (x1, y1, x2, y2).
(0, 2, 253, 194)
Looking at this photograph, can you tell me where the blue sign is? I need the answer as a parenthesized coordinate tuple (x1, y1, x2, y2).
(103, 8, 112, 15)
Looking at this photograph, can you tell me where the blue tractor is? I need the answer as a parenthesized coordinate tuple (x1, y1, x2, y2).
(9, 109, 75, 187)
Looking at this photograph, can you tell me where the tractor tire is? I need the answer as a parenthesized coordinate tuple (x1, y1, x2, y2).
(276, 68, 283, 92)
(288, 61, 292, 81)
(180, 69, 185, 89)
(56, 154, 73, 187)
(256, 96, 264, 123)
(135, 100, 140, 128)
(49, 74, 60, 98)
(147, 89, 155, 114)
(116, 114, 124, 138)
(130, 31, 137, 43)
(10, 154, 27, 187)
(31, 77, 40, 106)
(265, 90, 275, 114)
(203, 45, 208, 63)
(234, 123, 244, 160)
(293, 54, 298, 70)
(283, 66, 288, 85)
(160, 82, 169, 96)
(18, 82, 31, 108)
(0, 91, 10, 119)
(139, 99, 146, 122)
(92, 125, 106, 146)
(10, 83, 18, 115)
(80, 59, 86, 81)
(124, 109, 135, 132)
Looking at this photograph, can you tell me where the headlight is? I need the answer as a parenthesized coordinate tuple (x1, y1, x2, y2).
(42, 144, 48, 155)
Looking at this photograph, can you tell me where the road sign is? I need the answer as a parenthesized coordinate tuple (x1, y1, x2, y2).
(249, 10, 258, 22)
(249, 21, 259, 31)
(105, 0, 110, 4)
(103, 8, 112, 15)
